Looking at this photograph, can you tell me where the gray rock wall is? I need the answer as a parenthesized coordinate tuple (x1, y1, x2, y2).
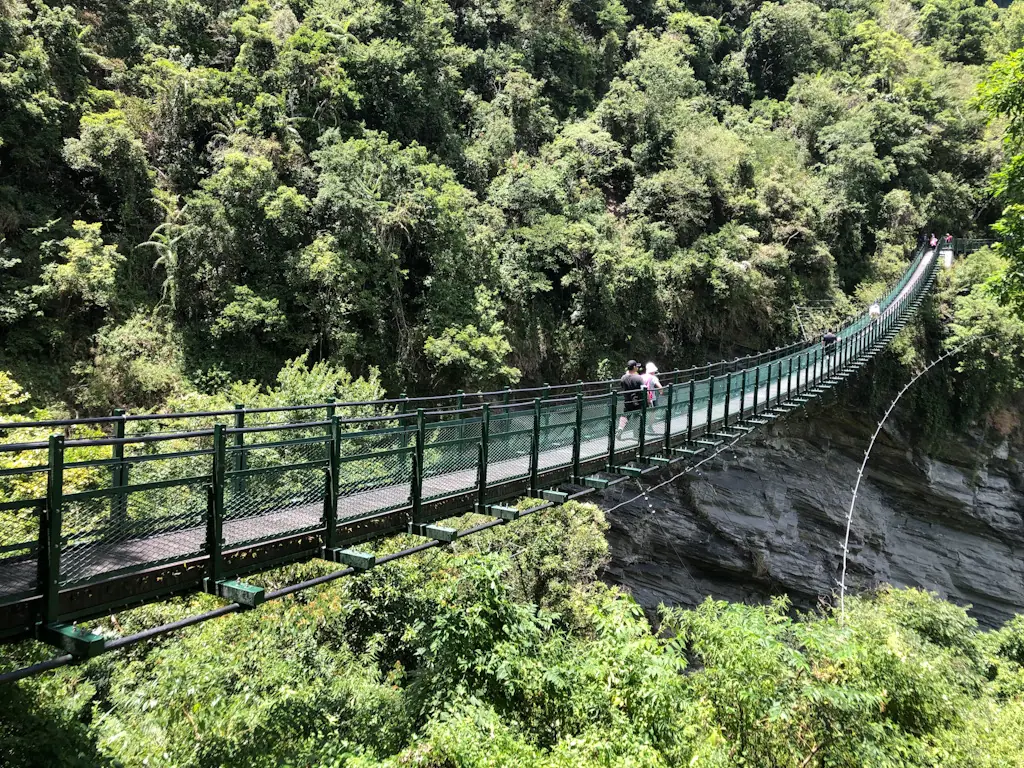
(600, 401, 1024, 627)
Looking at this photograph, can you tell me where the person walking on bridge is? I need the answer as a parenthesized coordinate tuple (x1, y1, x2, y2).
(822, 329, 837, 370)
(641, 362, 664, 436)
(929, 233, 938, 249)
(642, 362, 663, 407)
(944, 233, 953, 246)
(618, 360, 644, 441)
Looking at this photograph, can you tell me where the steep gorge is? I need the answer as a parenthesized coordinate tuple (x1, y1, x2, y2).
(602, 393, 1024, 628)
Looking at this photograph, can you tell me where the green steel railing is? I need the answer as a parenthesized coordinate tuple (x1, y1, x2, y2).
(0, 238, 963, 642)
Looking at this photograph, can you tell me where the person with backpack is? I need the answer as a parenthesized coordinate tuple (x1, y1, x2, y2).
(822, 329, 837, 368)
(641, 362, 663, 406)
(618, 360, 645, 440)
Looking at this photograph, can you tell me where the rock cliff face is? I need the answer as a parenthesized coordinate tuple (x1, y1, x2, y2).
(600, 399, 1024, 628)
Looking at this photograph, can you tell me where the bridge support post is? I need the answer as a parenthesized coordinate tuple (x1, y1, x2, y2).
(723, 374, 731, 428)
(607, 389, 618, 471)
(638, 386, 648, 462)
(112, 409, 128, 527)
(205, 424, 226, 588)
(572, 393, 583, 480)
(706, 376, 716, 436)
(477, 404, 490, 510)
(322, 415, 340, 555)
(740, 370, 747, 419)
(529, 398, 541, 496)
(663, 383, 674, 448)
(752, 367, 759, 416)
(787, 358, 794, 401)
(413, 409, 425, 523)
(686, 380, 695, 442)
(41, 435, 64, 626)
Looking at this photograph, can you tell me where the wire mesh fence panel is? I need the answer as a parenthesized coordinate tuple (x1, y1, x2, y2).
(224, 435, 329, 548)
(422, 416, 482, 501)
(690, 379, 711, 436)
(487, 404, 534, 483)
(336, 426, 414, 522)
(667, 387, 690, 438)
(60, 478, 208, 587)
(536, 402, 577, 472)
(0, 502, 40, 602)
(0, 447, 49, 529)
(709, 374, 729, 429)
(122, 435, 216, 489)
(578, 396, 613, 462)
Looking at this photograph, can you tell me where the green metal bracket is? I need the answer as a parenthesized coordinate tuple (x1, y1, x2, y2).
(540, 489, 569, 503)
(328, 548, 376, 570)
(610, 465, 644, 478)
(38, 624, 105, 658)
(646, 455, 672, 467)
(408, 523, 459, 542)
(477, 503, 519, 521)
(206, 578, 266, 607)
(672, 446, 705, 456)
(695, 438, 723, 448)
(580, 476, 611, 489)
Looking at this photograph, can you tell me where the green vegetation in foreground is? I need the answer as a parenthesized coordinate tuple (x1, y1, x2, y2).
(2, 501, 1024, 768)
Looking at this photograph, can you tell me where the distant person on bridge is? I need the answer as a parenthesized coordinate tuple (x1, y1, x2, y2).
(618, 360, 644, 440)
(822, 329, 837, 361)
(869, 303, 881, 323)
(944, 233, 953, 245)
(929, 233, 938, 249)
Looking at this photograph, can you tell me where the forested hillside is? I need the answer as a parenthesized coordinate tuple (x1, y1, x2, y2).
(2, 0, 1022, 421)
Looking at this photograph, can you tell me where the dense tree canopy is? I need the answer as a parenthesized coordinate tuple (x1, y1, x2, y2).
(0, 0, 1015, 414)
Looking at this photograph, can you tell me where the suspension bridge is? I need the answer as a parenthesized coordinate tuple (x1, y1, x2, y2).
(0, 239, 973, 665)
